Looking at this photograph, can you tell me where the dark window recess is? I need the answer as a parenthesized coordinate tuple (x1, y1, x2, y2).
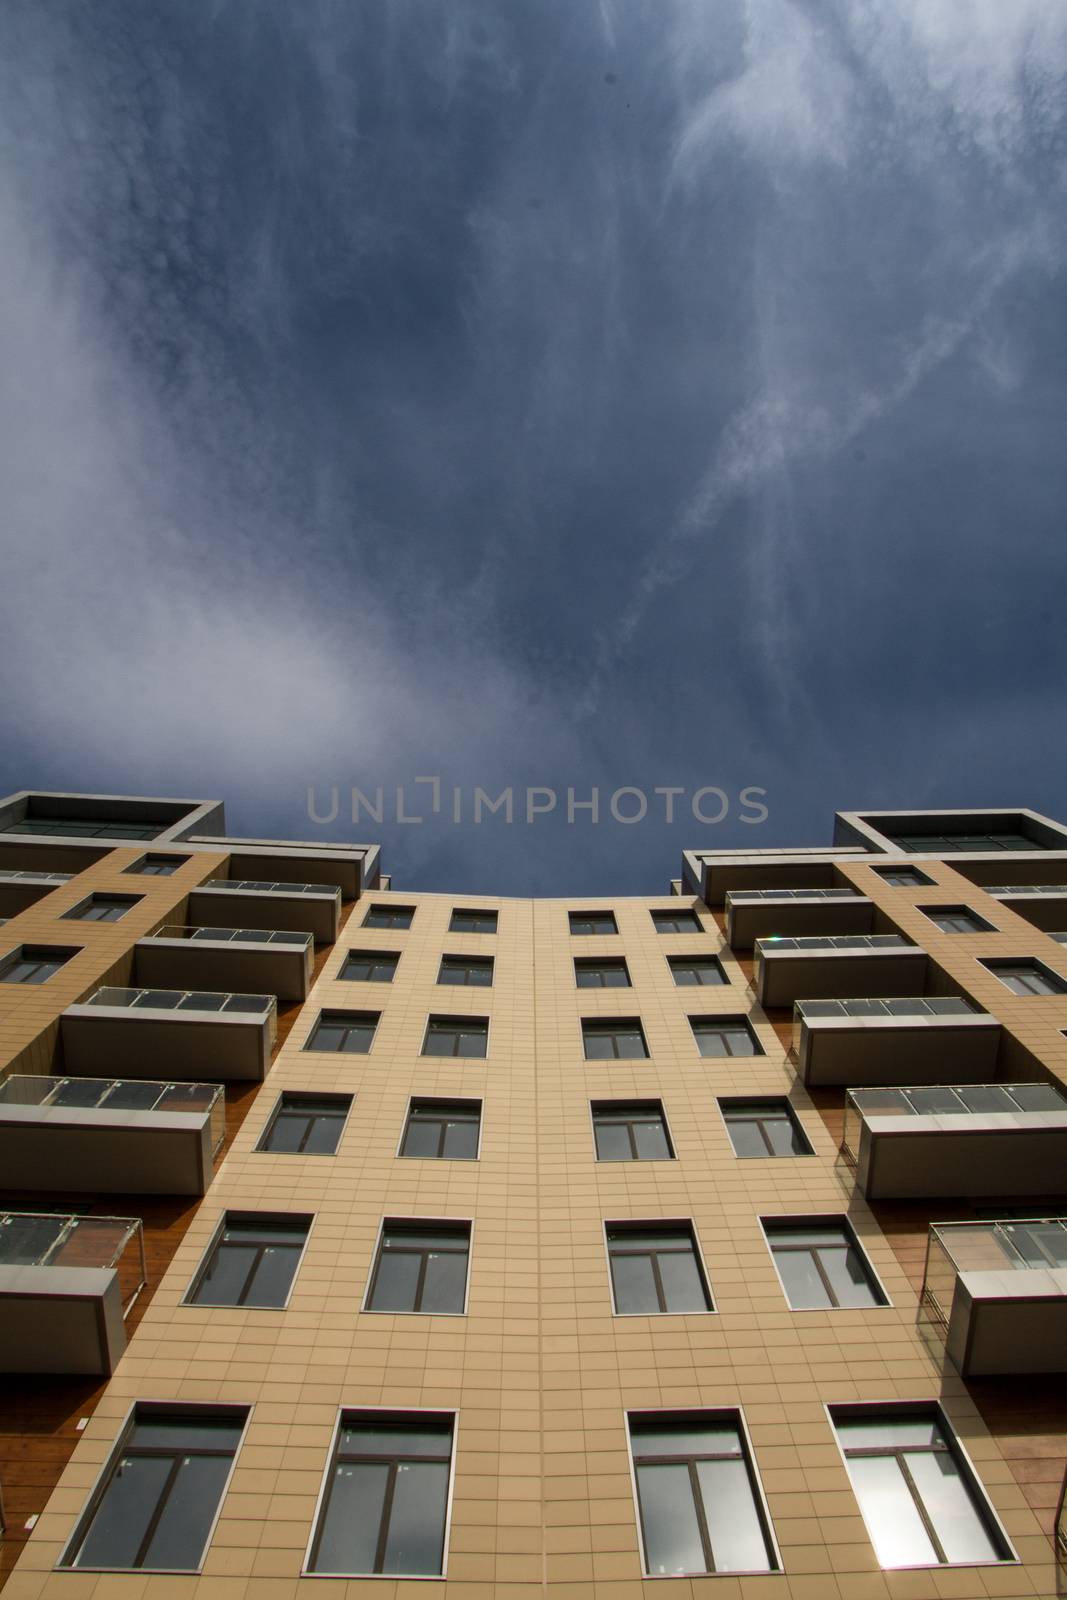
(366, 1221, 471, 1313)
(582, 1018, 649, 1060)
(63, 1407, 246, 1571)
(669, 955, 728, 987)
(438, 955, 494, 987)
(448, 909, 498, 933)
(569, 911, 618, 936)
(308, 1414, 454, 1576)
(422, 1016, 489, 1058)
(256, 1093, 352, 1155)
(363, 905, 415, 930)
(62, 894, 141, 923)
(691, 1018, 762, 1058)
(888, 830, 1041, 854)
(651, 909, 703, 934)
(720, 1100, 813, 1159)
(339, 950, 399, 983)
(607, 1223, 712, 1313)
(575, 957, 631, 989)
(872, 866, 935, 888)
(983, 958, 1067, 997)
(920, 906, 995, 935)
(765, 1219, 886, 1310)
(592, 1102, 673, 1161)
(0, 945, 77, 985)
(186, 1216, 310, 1308)
(125, 854, 187, 877)
(400, 1099, 481, 1160)
(306, 1010, 379, 1053)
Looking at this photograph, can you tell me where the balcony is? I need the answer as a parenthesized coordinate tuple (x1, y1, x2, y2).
(181, 835, 377, 900)
(0, 1211, 146, 1375)
(985, 883, 1067, 933)
(683, 846, 867, 907)
(61, 986, 277, 1081)
(792, 996, 999, 1087)
(0, 868, 72, 917)
(921, 1217, 1067, 1377)
(0, 1074, 224, 1195)
(135, 924, 313, 1003)
(754, 933, 926, 1008)
(725, 887, 873, 949)
(188, 878, 341, 945)
(841, 1083, 1067, 1200)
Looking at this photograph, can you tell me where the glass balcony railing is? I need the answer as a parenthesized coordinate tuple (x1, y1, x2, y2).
(0, 1074, 225, 1155)
(842, 1083, 1067, 1164)
(726, 887, 864, 903)
(0, 869, 73, 885)
(0, 1210, 147, 1314)
(86, 986, 277, 1046)
(796, 996, 975, 1020)
(151, 923, 312, 949)
(986, 883, 1067, 896)
(921, 1217, 1067, 1331)
(203, 877, 338, 897)
(757, 933, 911, 954)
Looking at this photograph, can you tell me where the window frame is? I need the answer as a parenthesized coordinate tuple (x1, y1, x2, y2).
(568, 910, 619, 936)
(981, 957, 1067, 997)
(447, 908, 498, 934)
(667, 953, 729, 987)
(825, 1400, 1018, 1570)
(589, 1099, 675, 1163)
(717, 1097, 814, 1159)
(624, 1407, 781, 1578)
(361, 904, 416, 930)
(871, 865, 936, 888)
(304, 1008, 381, 1054)
(58, 1401, 252, 1574)
(183, 1211, 314, 1310)
(918, 905, 996, 935)
(61, 892, 143, 924)
(0, 943, 80, 985)
(689, 1015, 764, 1058)
(604, 1219, 715, 1317)
(650, 908, 704, 935)
(302, 1406, 458, 1578)
(124, 853, 188, 877)
(437, 954, 495, 988)
(362, 1216, 473, 1316)
(581, 1016, 650, 1061)
(254, 1092, 354, 1156)
(420, 1014, 491, 1059)
(761, 1215, 891, 1311)
(397, 1097, 483, 1161)
(338, 949, 400, 983)
(573, 956, 632, 989)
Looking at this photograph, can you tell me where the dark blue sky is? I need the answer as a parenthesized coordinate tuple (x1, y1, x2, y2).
(1, 1, 1065, 894)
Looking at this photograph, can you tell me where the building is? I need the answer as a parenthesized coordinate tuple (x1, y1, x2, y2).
(0, 789, 1066, 1598)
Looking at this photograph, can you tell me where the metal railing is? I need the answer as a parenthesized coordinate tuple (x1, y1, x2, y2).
(841, 1083, 1067, 1165)
(0, 1074, 225, 1155)
(726, 887, 864, 903)
(86, 986, 277, 1046)
(0, 1210, 147, 1315)
(202, 877, 339, 897)
(151, 923, 312, 949)
(921, 1218, 1067, 1334)
(757, 933, 911, 954)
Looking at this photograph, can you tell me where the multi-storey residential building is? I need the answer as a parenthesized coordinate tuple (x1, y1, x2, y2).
(0, 790, 1066, 1598)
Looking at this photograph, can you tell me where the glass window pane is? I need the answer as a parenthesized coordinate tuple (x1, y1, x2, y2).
(818, 1244, 881, 1308)
(846, 1455, 939, 1566)
(637, 1463, 706, 1575)
(611, 1253, 660, 1314)
(835, 1416, 943, 1450)
(441, 1118, 479, 1158)
(245, 1245, 300, 1307)
(633, 1120, 671, 1160)
(696, 1457, 772, 1572)
(584, 1033, 615, 1060)
(370, 1251, 421, 1311)
(615, 1031, 647, 1059)
(302, 1113, 345, 1154)
(763, 1115, 808, 1156)
(75, 1454, 172, 1568)
(403, 1119, 442, 1157)
(142, 1452, 232, 1570)
(193, 1243, 257, 1306)
(658, 1249, 710, 1312)
(130, 1417, 245, 1451)
(381, 1460, 450, 1574)
(774, 1248, 832, 1310)
(907, 1450, 1001, 1563)
(263, 1114, 307, 1153)
(341, 1424, 453, 1456)
(631, 1423, 741, 1457)
(595, 1122, 634, 1160)
(420, 1250, 468, 1312)
(725, 1118, 770, 1158)
(314, 1462, 389, 1573)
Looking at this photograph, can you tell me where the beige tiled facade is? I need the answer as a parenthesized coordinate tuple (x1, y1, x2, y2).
(2, 799, 1066, 1598)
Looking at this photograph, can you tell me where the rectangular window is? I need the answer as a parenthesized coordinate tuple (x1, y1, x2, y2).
(62, 893, 141, 923)
(764, 1218, 887, 1309)
(872, 866, 935, 888)
(691, 1017, 762, 1057)
(125, 853, 187, 876)
(362, 904, 415, 930)
(306, 1010, 380, 1053)
(889, 830, 1039, 854)
(0, 944, 78, 985)
(339, 950, 399, 983)
(651, 909, 703, 934)
(421, 1015, 489, 1058)
(575, 957, 631, 988)
(607, 1222, 712, 1313)
(920, 906, 995, 934)
(982, 958, 1067, 996)
(629, 1412, 778, 1576)
(669, 954, 728, 986)
(438, 955, 494, 987)
(186, 1214, 310, 1308)
(448, 908, 497, 933)
(720, 1099, 813, 1158)
(8, 815, 161, 840)
(583, 1017, 649, 1060)
(256, 1092, 352, 1155)
(569, 911, 618, 936)
(831, 1406, 1013, 1568)
(592, 1101, 673, 1161)
(400, 1098, 481, 1160)
(365, 1220, 471, 1313)
(307, 1412, 455, 1576)
(62, 1405, 247, 1571)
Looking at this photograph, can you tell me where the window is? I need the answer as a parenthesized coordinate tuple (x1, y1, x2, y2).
(691, 1017, 762, 1057)
(0, 944, 77, 984)
(339, 950, 399, 983)
(307, 1412, 454, 1576)
(582, 1017, 649, 1060)
(125, 853, 187, 876)
(569, 910, 618, 936)
(186, 1214, 310, 1307)
(365, 1220, 471, 1313)
(982, 958, 1067, 997)
(363, 904, 414, 930)
(720, 1099, 813, 1158)
(62, 893, 141, 923)
(592, 1101, 673, 1161)
(764, 1218, 887, 1309)
(438, 955, 494, 987)
(920, 905, 995, 935)
(888, 830, 1040, 854)
(831, 1406, 1012, 1568)
(400, 1098, 481, 1159)
(256, 1092, 352, 1155)
(306, 1010, 379, 1053)
(651, 909, 703, 934)
(669, 954, 727, 986)
(873, 865, 935, 888)
(575, 957, 631, 988)
(7, 815, 161, 840)
(448, 908, 497, 933)
(628, 1412, 778, 1576)
(62, 1405, 247, 1571)
(422, 1015, 489, 1058)
(607, 1222, 712, 1313)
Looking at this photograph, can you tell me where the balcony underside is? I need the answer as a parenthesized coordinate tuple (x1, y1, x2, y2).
(795, 1015, 1001, 1087)
(946, 1269, 1067, 1376)
(0, 1265, 126, 1375)
(0, 1104, 214, 1194)
(134, 936, 311, 1002)
(188, 886, 339, 944)
(727, 898, 873, 949)
(61, 1006, 271, 1081)
(854, 1116, 1067, 1200)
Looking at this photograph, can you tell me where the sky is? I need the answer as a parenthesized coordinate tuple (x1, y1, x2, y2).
(0, 0, 1065, 895)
